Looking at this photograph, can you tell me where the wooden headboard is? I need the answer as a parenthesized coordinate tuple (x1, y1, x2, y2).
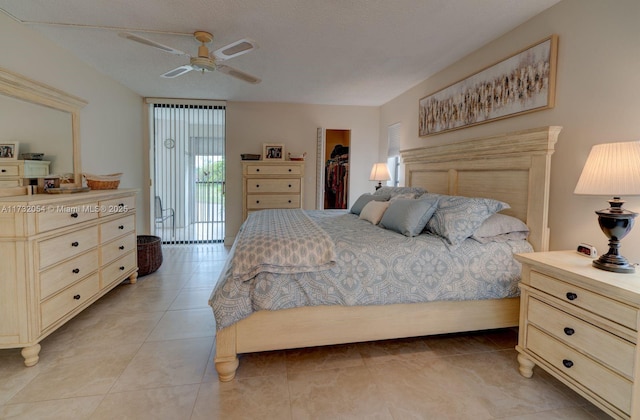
(400, 126, 561, 252)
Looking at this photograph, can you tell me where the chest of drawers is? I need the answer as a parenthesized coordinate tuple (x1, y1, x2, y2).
(0, 189, 138, 366)
(515, 251, 640, 419)
(242, 161, 304, 221)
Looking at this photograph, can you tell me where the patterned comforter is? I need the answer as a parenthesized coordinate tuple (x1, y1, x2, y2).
(209, 210, 533, 330)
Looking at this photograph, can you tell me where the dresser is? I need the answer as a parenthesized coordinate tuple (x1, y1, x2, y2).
(242, 160, 304, 220)
(0, 189, 138, 366)
(0, 160, 51, 187)
(515, 251, 640, 419)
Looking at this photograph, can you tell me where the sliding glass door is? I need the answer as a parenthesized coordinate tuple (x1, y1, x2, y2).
(150, 100, 225, 243)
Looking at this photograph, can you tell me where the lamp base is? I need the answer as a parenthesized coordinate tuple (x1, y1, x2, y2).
(592, 254, 635, 273)
(592, 197, 637, 274)
(375, 182, 382, 191)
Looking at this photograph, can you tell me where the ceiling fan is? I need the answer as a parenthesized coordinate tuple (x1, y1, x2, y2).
(118, 31, 261, 84)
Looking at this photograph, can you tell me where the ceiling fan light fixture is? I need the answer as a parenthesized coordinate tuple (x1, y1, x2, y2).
(190, 56, 216, 72)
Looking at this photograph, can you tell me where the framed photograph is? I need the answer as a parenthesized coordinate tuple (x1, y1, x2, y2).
(0, 142, 19, 160)
(419, 35, 558, 136)
(263, 143, 285, 161)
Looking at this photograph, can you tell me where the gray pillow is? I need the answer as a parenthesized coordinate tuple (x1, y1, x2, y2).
(425, 194, 510, 247)
(472, 213, 529, 238)
(380, 195, 440, 237)
(350, 193, 390, 215)
(373, 186, 426, 199)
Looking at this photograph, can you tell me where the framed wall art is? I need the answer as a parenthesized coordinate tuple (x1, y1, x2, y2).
(0, 142, 18, 160)
(419, 35, 558, 137)
(263, 143, 285, 160)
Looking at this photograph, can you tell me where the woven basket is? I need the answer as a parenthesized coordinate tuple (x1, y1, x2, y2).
(83, 173, 122, 190)
(137, 235, 163, 277)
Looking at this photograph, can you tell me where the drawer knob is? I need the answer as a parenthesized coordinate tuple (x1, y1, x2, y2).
(288, 168, 292, 172)
(566, 292, 578, 301)
(564, 327, 575, 336)
(256, 200, 260, 204)
(73, 294, 81, 300)
(118, 203, 125, 207)
(1, 169, 6, 173)
(256, 168, 260, 172)
(119, 266, 125, 270)
(288, 200, 292, 203)
(119, 245, 125, 250)
(71, 241, 79, 247)
(562, 359, 574, 368)
(288, 184, 292, 188)
(72, 268, 80, 274)
(118, 225, 124, 229)
(256, 184, 260, 188)
(70, 212, 79, 218)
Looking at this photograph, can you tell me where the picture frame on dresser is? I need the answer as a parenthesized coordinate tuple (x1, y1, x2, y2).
(263, 143, 285, 160)
(0, 142, 18, 160)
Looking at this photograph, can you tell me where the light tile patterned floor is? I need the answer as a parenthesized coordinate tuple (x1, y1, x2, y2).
(0, 244, 610, 419)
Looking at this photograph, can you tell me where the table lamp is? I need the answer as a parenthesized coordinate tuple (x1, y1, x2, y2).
(574, 141, 640, 273)
(369, 163, 391, 191)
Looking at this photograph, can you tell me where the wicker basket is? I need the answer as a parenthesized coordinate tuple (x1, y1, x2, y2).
(83, 173, 122, 190)
(137, 235, 163, 277)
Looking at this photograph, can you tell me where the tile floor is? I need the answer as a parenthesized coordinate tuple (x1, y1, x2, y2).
(0, 244, 610, 419)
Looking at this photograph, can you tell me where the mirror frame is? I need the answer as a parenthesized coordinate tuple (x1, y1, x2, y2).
(0, 66, 87, 188)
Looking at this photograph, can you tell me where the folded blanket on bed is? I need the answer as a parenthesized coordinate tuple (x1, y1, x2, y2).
(232, 209, 337, 281)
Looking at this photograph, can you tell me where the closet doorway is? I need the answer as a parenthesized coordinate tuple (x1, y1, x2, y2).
(322, 129, 350, 209)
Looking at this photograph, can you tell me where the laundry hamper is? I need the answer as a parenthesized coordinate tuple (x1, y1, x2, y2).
(137, 235, 163, 277)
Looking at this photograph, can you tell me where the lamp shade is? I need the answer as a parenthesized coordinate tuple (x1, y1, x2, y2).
(369, 163, 391, 182)
(574, 141, 640, 196)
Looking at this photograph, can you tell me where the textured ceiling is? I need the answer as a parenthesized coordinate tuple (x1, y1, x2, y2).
(0, 0, 561, 106)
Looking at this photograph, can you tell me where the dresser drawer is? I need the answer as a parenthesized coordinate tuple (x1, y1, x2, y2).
(0, 163, 20, 177)
(40, 250, 99, 299)
(100, 214, 135, 244)
(247, 178, 301, 193)
(527, 325, 632, 415)
(36, 202, 99, 232)
(530, 270, 638, 331)
(41, 273, 100, 331)
(246, 194, 300, 210)
(101, 251, 136, 288)
(38, 226, 99, 269)
(245, 164, 303, 176)
(528, 297, 635, 377)
(99, 195, 136, 217)
(0, 179, 20, 187)
(101, 233, 136, 265)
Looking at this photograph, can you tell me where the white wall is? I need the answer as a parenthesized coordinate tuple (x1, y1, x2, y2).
(225, 101, 379, 243)
(380, 0, 640, 263)
(0, 13, 148, 232)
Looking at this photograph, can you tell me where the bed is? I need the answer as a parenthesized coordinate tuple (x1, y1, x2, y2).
(210, 126, 561, 381)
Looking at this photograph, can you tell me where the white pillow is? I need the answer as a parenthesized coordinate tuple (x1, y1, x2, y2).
(359, 200, 390, 225)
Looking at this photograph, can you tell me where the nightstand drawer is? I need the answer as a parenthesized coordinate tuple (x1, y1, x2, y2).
(530, 270, 637, 331)
(40, 250, 99, 300)
(528, 325, 632, 415)
(528, 297, 635, 377)
(246, 194, 300, 209)
(41, 273, 100, 331)
(247, 179, 301, 193)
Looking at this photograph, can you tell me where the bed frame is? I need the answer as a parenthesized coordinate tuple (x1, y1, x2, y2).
(214, 126, 562, 381)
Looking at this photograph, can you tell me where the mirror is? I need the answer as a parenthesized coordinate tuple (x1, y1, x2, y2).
(0, 67, 86, 190)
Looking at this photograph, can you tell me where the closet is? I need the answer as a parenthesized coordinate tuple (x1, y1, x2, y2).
(324, 129, 350, 209)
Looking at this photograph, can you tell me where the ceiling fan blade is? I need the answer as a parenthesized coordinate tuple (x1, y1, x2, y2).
(213, 39, 258, 60)
(118, 32, 187, 56)
(161, 65, 194, 78)
(216, 64, 261, 84)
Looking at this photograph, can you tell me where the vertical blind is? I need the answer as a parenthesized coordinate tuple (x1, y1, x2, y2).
(150, 100, 226, 244)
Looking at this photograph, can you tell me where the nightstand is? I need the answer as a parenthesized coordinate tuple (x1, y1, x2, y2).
(515, 251, 640, 419)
